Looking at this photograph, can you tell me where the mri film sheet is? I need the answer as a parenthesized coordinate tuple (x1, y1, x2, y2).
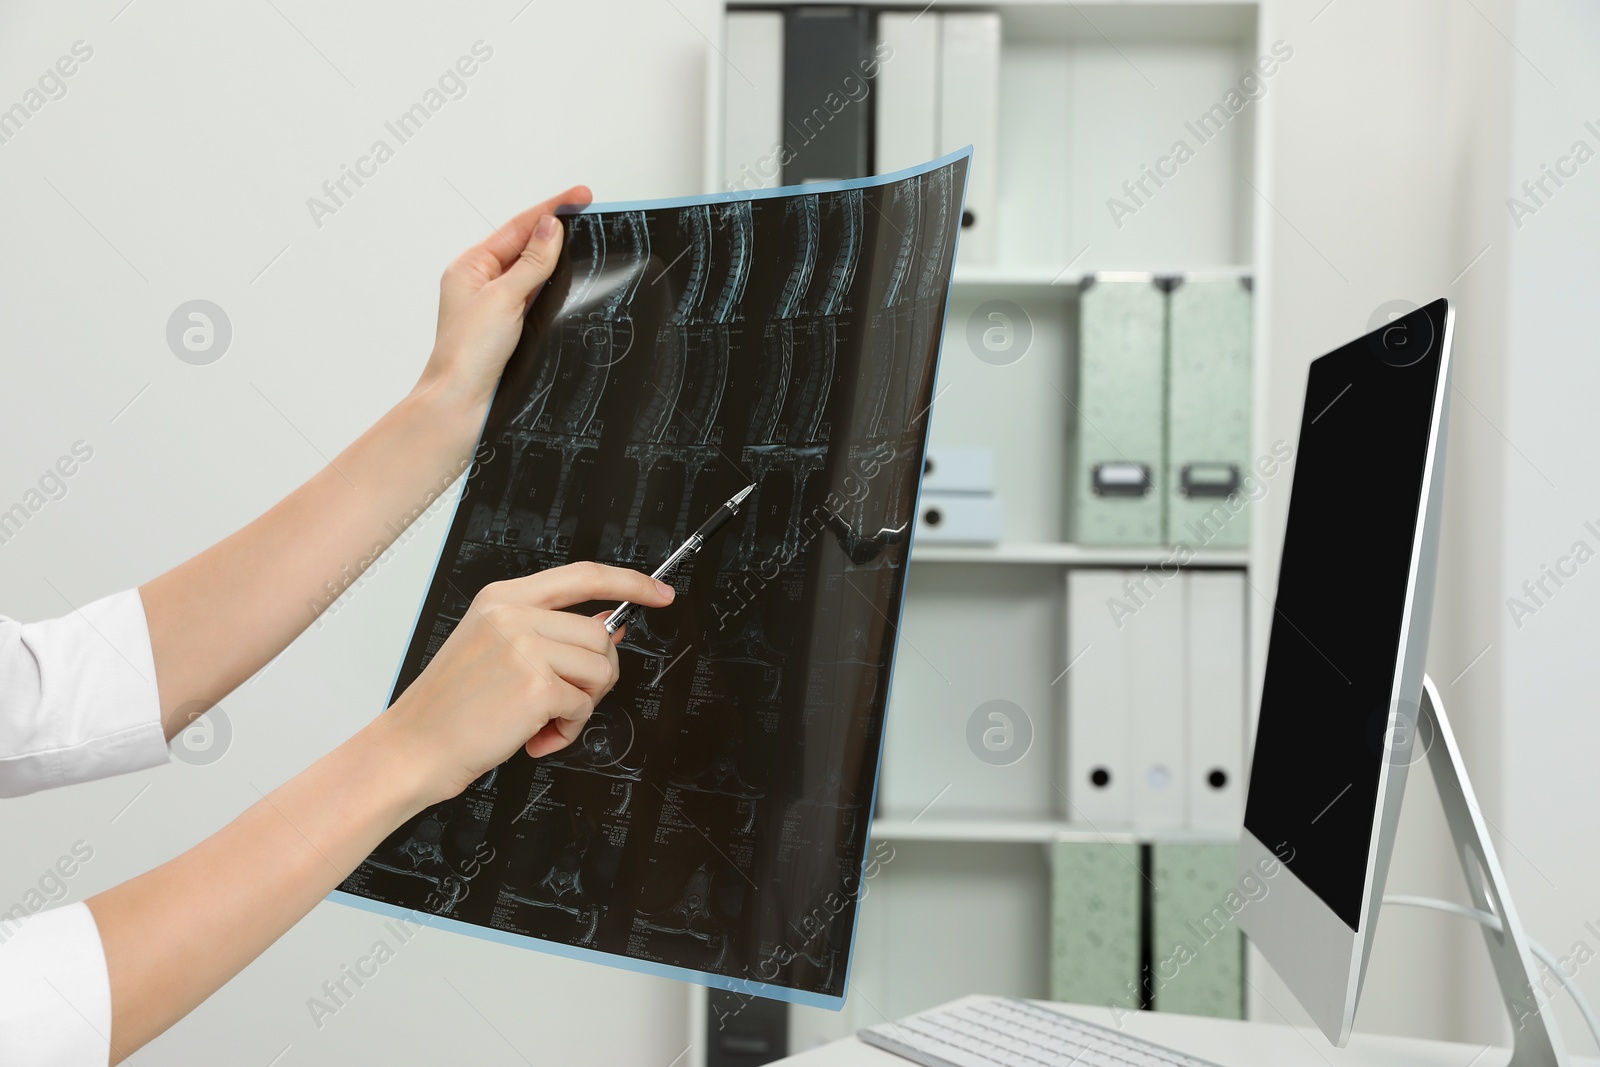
(333, 151, 970, 1007)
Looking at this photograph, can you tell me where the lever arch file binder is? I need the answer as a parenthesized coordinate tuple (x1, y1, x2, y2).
(1064, 569, 1132, 824)
(1167, 276, 1253, 548)
(783, 7, 873, 185)
(1052, 838, 1246, 1019)
(1050, 838, 1142, 1008)
(1185, 571, 1246, 833)
(1071, 275, 1167, 546)
(1128, 579, 1186, 829)
(1150, 840, 1245, 1019)
(876, 12, 939, 174)
(722, 12, 784, 192)
(937, 13, 1000, 264)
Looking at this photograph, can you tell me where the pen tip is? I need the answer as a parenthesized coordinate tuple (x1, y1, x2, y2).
(731, 483, 756, 506)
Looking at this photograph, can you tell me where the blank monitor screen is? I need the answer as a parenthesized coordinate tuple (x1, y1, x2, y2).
(1242, 299, 1448, 931)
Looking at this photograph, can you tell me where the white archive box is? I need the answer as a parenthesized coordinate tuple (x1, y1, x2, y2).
(921, 446, 997, 495)
(915, 492, 1003, 544)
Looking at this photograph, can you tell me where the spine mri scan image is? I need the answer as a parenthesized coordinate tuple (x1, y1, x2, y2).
(336, 152, 970, 1006)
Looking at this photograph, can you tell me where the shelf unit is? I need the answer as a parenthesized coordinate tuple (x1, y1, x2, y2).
(705, 1, 1269, 1058)
(951, 263, 1253, 289)
(870, 817, 1246, 845)
(911, 543, 1248, 566)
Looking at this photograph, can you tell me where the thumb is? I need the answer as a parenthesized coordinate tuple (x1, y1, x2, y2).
(594, 609, 625, 646)
(495, 213, 564, 305)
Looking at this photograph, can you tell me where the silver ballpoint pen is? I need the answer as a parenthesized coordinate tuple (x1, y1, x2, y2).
(603, 483, 757, 634)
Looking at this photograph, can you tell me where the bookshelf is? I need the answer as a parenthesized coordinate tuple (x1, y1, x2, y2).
(704, 1, 1269, 1058)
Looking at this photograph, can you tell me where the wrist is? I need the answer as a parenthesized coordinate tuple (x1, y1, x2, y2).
(404, 367, 492, 446)
(344, 716, 436, 824)
(387, 377, 490, 488)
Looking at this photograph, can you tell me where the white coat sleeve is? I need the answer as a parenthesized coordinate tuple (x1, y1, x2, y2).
(0, 902, 114, 1066)
(0, 588, 170, 797)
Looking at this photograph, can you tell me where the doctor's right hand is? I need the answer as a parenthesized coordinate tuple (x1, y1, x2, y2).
(370, 561, 674, 808)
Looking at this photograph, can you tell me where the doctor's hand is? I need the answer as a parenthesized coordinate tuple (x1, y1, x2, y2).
(415, 184, 593, 414)
(372, 561, 672, 808)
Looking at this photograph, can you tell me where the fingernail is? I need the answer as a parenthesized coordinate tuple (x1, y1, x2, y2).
(534, 215, 559, 242)
(656, 580, 675, 600)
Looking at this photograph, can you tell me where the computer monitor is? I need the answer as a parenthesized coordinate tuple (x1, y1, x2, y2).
(1236, 298, 1454, 1045)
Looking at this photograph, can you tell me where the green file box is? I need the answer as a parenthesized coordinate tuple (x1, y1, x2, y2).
(1166, 277, 1253, 549)
(1150, 840, 1245, 1019)
(1050, 839, 1142, 1011)
(1071, 276, 1167, 546)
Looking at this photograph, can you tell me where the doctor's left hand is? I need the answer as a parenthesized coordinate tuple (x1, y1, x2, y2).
(416, 184, 593, 413)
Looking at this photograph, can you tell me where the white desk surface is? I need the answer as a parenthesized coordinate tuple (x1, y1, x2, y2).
(775, 996, 1598, 1066)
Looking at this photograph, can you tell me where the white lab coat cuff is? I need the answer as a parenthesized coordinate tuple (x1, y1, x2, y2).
(0, 901, 114, 1066)
(0, 588, 170, 796)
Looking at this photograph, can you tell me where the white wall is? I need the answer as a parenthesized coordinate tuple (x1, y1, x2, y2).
(1248, 0, 1600, 1054)
(0, 1, 715, 1063)
(1501, 0, 1600, 1053)
(1247, 0, 1527, 1049)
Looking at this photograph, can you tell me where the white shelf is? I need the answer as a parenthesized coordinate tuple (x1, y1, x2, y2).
(910, 542, 1249, 567)
(870, 817, 1239, 845)
(730, 0, 1255, 5)
(952, 265, 1084, 288)
(730, 0, 1260, 43)
(952, 265, 1252, 289)
(872, 817, 1066, 844)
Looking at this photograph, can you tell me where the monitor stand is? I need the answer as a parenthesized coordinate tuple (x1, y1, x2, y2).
(1416, 674, 1566, 1066)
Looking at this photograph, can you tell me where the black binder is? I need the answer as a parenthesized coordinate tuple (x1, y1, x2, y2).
(782, 6, 874, 184)
(708, 990, 789, 1066)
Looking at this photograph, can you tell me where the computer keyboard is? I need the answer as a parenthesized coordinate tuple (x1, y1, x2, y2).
(858, 996, 1224, 1067)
